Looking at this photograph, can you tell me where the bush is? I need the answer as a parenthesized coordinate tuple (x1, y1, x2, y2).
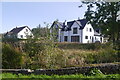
(2, 43, 24, 69)
(84, 46, 118, 64)
(24, 37, 66, 69)
(56, 42, 105, 50)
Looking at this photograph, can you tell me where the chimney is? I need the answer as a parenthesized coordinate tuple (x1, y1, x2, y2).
(64, 20, 67, 25)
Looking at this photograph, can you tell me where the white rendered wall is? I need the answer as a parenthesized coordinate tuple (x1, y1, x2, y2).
(17, 27, 33, 39)
(94, 36, 103, 43)
(82, 23, 94, 43)
(59, 22, 103, 43)
(69, 22, 82, 42)
(60, 31, 64, 42)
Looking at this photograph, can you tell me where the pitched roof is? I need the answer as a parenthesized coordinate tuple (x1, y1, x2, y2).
(94, 28, 101, 36)
(51, 19, 88, 31)
(77, 19, 88, 29)
(6, 26, 27, 35)
(57, 22, 64, 28)
(51, 21, 64, 29)
(67, 19, 88, 30)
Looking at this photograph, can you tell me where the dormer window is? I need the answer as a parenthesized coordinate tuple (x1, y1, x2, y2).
(26, 29, 28, 32)
(65, 27, 67, 31)
(73, 27, 77, 34)
(96, 30, 100, 33)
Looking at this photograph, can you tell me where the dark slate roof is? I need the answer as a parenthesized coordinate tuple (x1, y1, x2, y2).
(94, 28, 101, 36)
(6, 26, 27, 35)
(67, 21, 74, 29)
(51, 21, 64, 29)
(67, 19, 88, 30)
(78, 19, 88, 29)
(51, 19, 88, 31)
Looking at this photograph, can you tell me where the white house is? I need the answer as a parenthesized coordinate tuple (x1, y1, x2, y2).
(4, 26, 33, 39)
(50, 19, 103, 43)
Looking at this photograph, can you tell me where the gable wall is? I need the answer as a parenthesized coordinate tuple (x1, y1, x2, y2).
(63, 22, 82, 42)
(82, 23, 94, 43)
(17, 27, 33, 39)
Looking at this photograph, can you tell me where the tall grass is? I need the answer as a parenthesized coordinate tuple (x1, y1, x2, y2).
(57, 42, 119, 67)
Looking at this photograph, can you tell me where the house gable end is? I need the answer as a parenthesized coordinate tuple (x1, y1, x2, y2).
(51, 21, 64, 29)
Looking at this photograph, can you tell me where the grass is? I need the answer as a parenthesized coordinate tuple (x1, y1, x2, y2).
(56, 42, 119, 67)
(1, 73, 120, 78)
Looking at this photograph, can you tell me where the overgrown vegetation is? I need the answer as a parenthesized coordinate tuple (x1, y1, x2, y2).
(1, 23, 120, 69)
(2, 43, 24, 69)
(2, 40, 119, 69)
(55, 42, 119, 67)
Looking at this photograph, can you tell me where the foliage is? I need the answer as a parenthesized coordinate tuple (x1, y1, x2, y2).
(89, 68, 104, 76)
(85, 47, 118, 64)
(24, 29, 66, 69)
(82, 1, 120, 42)
(50, 20, 61, 42)
(56, 42, 111, 50)
(2, 43, 24, 69)
(2, 41, 119, 69)
(32, 24, 50, 38)
(56, 42, 119, 66)
(2, 37, 19, 42)
(1, 72, 120, 78)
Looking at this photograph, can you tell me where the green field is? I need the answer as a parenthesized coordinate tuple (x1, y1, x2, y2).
(0, 73, 120, 78)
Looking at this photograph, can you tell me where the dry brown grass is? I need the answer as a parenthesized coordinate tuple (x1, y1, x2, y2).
(63, 49, 97, 55)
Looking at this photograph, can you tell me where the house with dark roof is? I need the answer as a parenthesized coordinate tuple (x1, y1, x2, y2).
(50, 19, 103, 43)
(4, 26, 33, 39)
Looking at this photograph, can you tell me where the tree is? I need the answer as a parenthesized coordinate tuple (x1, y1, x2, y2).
(32, 24, 50, 38)
(82, 1, 120, 42)
(2, 43, 24, 69)
(24, 24, 65, 69)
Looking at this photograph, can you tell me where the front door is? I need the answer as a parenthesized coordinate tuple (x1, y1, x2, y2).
(92, 37, 94, 43)
(64, 36, 68, 42)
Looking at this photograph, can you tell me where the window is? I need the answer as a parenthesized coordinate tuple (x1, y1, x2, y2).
(96, 30, 100, 33)
(73, 28, 77, 34)
(100, 37, 102, 42)
(85, 36, 88, 39)
(21, 35, 23, 38)
(90, 36, 91, 39)
(71, 36, 79, 42)
(26, 29, 28, 32)
(86, 28, 88, 31)
(64, 36, 68, 42)
(90, 28, 92, 32)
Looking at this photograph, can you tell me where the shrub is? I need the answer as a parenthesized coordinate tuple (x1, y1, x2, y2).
(2, 43, 24, 69)
(84, 47, 118, 64)
(56, 42, 105, 50)
(24, 37, 66, 69)
(96, 48, 118, 63)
